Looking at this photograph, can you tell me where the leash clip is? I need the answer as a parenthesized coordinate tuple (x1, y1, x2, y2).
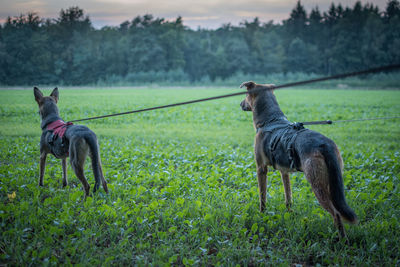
(292, 122, 304, 130)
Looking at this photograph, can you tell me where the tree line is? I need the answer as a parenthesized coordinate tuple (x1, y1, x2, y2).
(0, 1, 399, 85)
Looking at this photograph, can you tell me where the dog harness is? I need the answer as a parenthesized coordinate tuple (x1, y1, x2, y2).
(258, 122, 308, 171)
(46, 120, 73, 158)
(47, 120, 73, 139)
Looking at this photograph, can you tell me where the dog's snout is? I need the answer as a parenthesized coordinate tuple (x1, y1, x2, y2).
(240, 100, 246, 110)
(240, 100, 251, 111)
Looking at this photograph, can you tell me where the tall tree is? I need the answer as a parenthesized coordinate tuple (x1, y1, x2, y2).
(0, 2, 398, 85)
(285, 0, 307, 39)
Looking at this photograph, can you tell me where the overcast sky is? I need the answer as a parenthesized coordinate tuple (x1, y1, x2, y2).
(0, 0, 389, 29)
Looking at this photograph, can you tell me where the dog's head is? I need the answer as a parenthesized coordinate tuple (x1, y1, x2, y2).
(34, 87, 59, 119)
(239, 81, 275, 112)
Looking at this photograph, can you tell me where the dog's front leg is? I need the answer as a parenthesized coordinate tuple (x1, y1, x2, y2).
(256, 164, 268, 212)
(62, 158, 68, 187)
(280, 171, 292, 210)
(39, 152, 47, 186)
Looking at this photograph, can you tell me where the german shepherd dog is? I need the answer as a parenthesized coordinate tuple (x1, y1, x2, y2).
(34, 87, 108, 196)
(239, 81, 357, 239)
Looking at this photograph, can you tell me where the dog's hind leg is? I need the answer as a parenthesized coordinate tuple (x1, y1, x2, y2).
(99, 163, 108, 193)
(70, 138, 90, 197)
(86, 134, 108, 193)
(90, 153, 108, 193)
(334, 213, 346, 239)
(280, 172, 292, 210)
(62, 158, 68, 187)
(302, 152, 347, 238)
(39, 151, 47, 186)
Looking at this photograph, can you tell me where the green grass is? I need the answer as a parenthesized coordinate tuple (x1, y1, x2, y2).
(0, 87, 399, 266)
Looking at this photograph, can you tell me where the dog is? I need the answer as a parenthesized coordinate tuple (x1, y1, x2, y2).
(34, 87, 108, 196)
(239, 81, 357, 239)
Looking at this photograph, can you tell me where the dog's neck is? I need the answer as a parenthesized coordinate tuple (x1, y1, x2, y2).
(41, 114, 62, 130)
(252, 90, 288, 129)
(40, 102, 62, 130)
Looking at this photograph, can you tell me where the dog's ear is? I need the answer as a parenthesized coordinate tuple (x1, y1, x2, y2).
(50, 87, 59, 103)
(34, 87, 44, 104)
(240, 81, 256, 90)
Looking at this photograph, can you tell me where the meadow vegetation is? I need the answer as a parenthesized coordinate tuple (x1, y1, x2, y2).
(0, 87, 399, 265)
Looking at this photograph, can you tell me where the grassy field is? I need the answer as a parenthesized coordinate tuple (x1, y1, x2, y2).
(0, 87, 399, 266)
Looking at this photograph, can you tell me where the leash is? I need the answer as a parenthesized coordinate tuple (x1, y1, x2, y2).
(300, 116, 400, 126)
(68, 64, 400, 123)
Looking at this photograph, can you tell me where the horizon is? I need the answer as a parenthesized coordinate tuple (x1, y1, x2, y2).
(0, 0, 389, 29)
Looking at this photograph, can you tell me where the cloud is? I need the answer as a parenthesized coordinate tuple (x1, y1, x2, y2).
(0, 0, 389, 29)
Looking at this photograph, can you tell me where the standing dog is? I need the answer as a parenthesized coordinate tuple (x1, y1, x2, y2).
(240, 81, 357, 239)
(34, 87, 108, 196)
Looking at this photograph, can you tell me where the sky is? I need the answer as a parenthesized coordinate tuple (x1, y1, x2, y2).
(0, 0, 389, 29)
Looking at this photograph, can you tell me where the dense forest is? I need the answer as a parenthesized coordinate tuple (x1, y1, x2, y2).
(0, 0, 399, 86)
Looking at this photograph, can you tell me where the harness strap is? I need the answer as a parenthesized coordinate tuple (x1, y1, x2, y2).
(46, 120, 73, 158)
(286, 127, 307, 170)
(260, 122, 307, 171)
(47, 120, 73, 139)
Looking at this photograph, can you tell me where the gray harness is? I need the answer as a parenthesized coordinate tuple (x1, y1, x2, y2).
(257, 122, 308, 171)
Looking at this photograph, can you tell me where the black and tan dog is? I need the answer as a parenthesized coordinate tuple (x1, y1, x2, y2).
(240, 81, 357, 238)
(34, 87, 108, 196)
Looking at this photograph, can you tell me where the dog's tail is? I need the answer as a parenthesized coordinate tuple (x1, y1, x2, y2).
(321, 144, 358, 224)
(85, 133, 108, 193)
